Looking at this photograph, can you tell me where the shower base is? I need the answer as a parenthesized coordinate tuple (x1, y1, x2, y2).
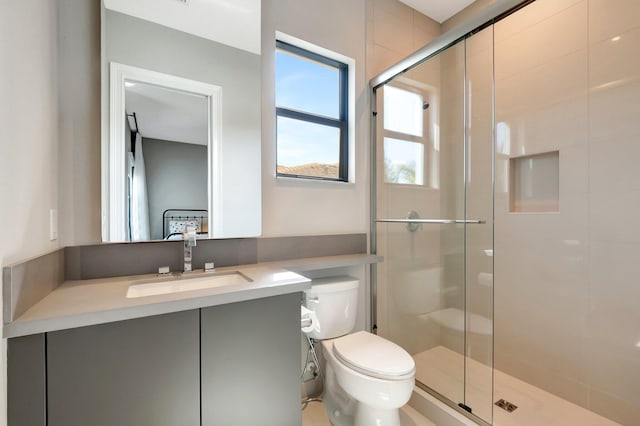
(412, 346, 620, 426)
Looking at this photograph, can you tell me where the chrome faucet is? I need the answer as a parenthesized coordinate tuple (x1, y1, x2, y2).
(183, 226, 197, 273)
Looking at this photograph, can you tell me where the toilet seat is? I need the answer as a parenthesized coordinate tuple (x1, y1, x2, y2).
(332, 331, 415, 380)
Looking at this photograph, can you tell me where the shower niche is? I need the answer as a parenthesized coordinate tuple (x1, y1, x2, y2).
(509, 151, 560, 213)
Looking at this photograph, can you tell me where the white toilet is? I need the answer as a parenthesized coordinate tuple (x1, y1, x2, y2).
(303, 276, 415, 426)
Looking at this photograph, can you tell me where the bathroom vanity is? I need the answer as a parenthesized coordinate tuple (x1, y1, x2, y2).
(5, 254, 380, 426)
(26, 294, 300, 426)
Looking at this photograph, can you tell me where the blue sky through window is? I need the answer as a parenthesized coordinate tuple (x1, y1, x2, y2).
(277, 117, 340, 166)
(276, 50, 339, 118)
(276, 49, 341, 169)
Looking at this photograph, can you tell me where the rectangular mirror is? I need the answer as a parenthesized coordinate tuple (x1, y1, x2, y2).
(102, 3, 261, 242)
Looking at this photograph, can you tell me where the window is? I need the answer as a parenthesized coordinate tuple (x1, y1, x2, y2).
(275, 40, 348, 181)
(382, 85, 428, 186)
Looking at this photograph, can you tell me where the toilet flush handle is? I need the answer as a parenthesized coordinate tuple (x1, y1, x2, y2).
(306, 296, 319, 303)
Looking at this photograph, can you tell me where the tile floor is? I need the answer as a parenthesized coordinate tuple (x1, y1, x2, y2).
(414, 346, 621, 426)
(302, 346, 620, 425)
(301, 400, 331, 426)
(301, 399, 436, 426)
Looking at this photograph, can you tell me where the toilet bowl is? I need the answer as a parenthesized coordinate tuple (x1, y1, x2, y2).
(303, 277, 415, 426)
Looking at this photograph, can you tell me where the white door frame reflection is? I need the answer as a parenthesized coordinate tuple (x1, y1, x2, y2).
(105, 62, 222, 242)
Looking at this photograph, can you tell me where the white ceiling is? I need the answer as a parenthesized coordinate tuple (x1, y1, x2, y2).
(104, 0, 261, 54)
(399, 0, 477, 23)
(125, 81, 208, 146)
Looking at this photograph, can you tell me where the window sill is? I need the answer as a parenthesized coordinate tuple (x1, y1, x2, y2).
(276, 175, 355, 187)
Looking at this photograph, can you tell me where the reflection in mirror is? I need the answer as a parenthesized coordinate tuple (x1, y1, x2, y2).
(107, 63, 221, 242)
(125, 81, 208, 241)
(102, 6, 262, 243)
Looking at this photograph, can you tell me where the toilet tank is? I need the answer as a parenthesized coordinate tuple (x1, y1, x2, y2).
(303, 276, 359, 340)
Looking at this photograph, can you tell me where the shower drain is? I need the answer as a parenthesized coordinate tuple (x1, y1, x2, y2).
(495, 399, 518, 413)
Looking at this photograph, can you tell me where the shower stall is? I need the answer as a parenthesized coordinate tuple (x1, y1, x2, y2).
(370, 0, 640, 425)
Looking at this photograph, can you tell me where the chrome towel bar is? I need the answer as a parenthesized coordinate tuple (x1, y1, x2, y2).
(374, 218, 485, 224)
(373, 211, 485, 232)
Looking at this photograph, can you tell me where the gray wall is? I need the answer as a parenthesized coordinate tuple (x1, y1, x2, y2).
(260, 0, 369, 237)
(58, 0, 102, 246)
(142, 138, 207, 240)
(12, 1, 370, 246)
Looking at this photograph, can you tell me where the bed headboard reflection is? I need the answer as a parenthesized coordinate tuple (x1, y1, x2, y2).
(163, 209, 208, 240)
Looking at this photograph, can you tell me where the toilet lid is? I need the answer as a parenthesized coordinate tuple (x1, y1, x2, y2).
(332, 331, 415, 380)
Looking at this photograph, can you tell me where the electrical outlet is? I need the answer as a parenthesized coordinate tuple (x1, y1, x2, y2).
(49, 209, 58, 241)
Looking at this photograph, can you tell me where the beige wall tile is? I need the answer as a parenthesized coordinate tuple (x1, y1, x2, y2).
(367, 0, 441, 80)
(590, 190, 640, 243)
(590, 27, 640, 90)
(373, 5, 414, 55)
(589, 242, 640, 312)
(412, 10, 440, 51)
(372, 0, 413, 23)
(559, 145, 589, 195)
(495, 1, 587, 80)
(442, 0, 493, 34)
(496, 97, 589, 158)
(589, 139, 640, 194)
(589, 82, 640, 143)
(368, 43, 405, 79)
(496, 49, 588, 116)
(589, 0, 640, 45)
(586, 341, 640, 414)
(589, 387, 640, 426)
(494, 0, 584, 42)
(494, 346, 591, 408)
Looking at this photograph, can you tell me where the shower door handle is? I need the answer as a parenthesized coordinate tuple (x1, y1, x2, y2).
(374, 210, 485, 232)
(374, 218, 486, 224)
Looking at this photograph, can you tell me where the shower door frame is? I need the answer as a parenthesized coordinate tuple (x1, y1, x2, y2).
(369, 1, 533, 425)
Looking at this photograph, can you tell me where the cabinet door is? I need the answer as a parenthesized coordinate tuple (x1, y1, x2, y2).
(7, 334, 46, 426)
(47, 310, 200, 426)
(201, 293, 302, 426)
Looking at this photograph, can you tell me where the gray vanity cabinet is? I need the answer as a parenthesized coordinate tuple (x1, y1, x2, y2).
(46, 310, 200, 426)
(7, 293, 303, 426)
(200, 292, 302, 426)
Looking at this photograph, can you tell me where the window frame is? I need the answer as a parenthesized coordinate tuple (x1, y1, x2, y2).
(275, 40, 349, 182)
(381, 82, 430, 187)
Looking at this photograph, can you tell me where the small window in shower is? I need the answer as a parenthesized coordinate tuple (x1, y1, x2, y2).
(383, 86, 423, 137)
(382, 85, 428, 186)
(510, 151, 559, 212)
(383, 138, 425, 185)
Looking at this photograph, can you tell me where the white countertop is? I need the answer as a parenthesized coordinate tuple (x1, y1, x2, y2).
(4, 254, 382, 338)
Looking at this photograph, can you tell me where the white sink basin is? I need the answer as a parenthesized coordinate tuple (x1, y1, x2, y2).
(126, 271, 252, 298)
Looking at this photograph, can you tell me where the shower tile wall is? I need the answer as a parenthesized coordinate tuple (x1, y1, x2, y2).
(494, 0, 640, 424)
(366, 0, 440, 80)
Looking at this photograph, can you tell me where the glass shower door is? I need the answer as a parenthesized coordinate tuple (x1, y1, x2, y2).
(373, 28, 494, 425)
(463, 26, 494, 424)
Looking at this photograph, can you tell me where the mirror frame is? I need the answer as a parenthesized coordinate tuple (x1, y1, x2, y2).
(105, 62, 222, 242)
